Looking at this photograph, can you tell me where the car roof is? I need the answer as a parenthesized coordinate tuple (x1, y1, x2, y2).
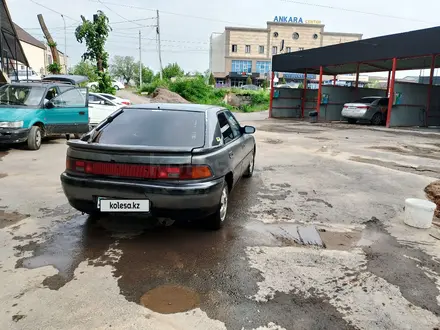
(43, 75, 88, 84)
(127, 103, 223, 112)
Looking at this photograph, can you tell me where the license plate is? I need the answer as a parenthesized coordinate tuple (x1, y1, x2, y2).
(97, 198, 150, 212)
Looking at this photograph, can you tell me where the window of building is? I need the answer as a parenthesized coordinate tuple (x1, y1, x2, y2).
(232, 44, 238, 53)
(245, 45, 251, 53)
(231, 60, 252, 73)
(299, 47, 305, 51)
(293, 32, 300, 40)
(272, 46, 278, 55)
(259, 45, 265, 54)
(256, 61, 272, 74)
(286, 47, 291, 53)
(313, 34, 319, 39)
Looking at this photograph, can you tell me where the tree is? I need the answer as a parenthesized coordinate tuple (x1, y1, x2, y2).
(162, 63, 184, 80)
(70, 60, 99, 82)
(261, 80, 268, 89)
(133, 64, 154, 86)
(246, 76, 252, 85)
(75, 11, 113, 93)
(208, 72, 215, 86)
(110, 56, 137, 85)
(281, 77, 286, 84)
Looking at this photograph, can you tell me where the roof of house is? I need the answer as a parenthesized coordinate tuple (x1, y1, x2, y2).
(13, 23, 46, 49)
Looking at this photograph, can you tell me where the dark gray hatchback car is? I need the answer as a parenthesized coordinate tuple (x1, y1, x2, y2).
(60, 104, 256, 229)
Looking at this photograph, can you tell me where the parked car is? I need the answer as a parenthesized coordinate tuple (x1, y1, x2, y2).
(240, 84, 260, 91)
(88, 92, 124, 129)
(87, 80, 125, 91)
(98, 93, 131, 105)
(341, 96, 389, 125)
(60, 104, 257, 230)
(10, 69, 41, 82)
(0, 76, 89, 150)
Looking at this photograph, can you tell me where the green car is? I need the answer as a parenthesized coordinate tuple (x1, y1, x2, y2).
(0, 75, 90, 150)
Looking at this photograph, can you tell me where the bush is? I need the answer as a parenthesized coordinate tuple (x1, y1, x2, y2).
(139, 79, 169, 94)
(168, 77, 212, 103)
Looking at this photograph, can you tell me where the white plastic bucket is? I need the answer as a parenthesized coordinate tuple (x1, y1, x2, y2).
(404, 198, 436, 229)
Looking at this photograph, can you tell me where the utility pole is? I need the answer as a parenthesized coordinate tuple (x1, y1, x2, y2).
(61, 14, 67, 73)
(139, 30, 142, 87)
(156, 10, 163, 80)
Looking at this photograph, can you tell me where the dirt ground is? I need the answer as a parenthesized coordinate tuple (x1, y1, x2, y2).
(1, 115, 440, 329)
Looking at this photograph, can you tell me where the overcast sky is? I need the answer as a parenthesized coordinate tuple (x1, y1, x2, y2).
(7, 0, 439, 77)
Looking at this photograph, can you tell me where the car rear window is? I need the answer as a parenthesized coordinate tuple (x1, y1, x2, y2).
(352, 98, 380, 104)
(94, 109, 205, 148)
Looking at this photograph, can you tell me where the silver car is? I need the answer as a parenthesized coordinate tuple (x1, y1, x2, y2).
(341, 96, 389, 125)
(60, 104, 256, 230)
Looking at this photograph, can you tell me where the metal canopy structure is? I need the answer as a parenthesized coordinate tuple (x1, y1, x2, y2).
(0, 0, 29, 78)
(272, 26, 440, 75)
(269, 25, 440, 128)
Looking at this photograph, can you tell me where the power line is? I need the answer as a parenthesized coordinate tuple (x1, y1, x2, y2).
(87, 0, 263, 28)
(28, 0, 80, 22)
(279, 0, 437, 24)
(97, 0, 155, 28)
(21, 17, 157, 30)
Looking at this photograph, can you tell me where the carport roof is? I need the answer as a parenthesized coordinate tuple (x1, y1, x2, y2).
(272, 26, 440, 75)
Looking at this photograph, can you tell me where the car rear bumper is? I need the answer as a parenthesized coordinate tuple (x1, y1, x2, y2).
(0, 128, 29, 144)
(60, 172, 224, 220)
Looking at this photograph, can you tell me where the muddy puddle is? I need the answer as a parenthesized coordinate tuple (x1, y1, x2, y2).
(0, 210, 29, 229)
(350, 156, 440, 178)
(140, 285, 200, 314)
(369, 145, 440, 160)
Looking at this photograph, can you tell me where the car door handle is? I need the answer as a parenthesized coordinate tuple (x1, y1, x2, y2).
(79, 111, 86, 115)
(229, 151, 234, 158)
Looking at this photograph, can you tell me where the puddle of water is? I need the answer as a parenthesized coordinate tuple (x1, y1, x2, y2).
(140, 285, 200, 314)
(0, 210, 29, 229)
(319, 230, 362, 251)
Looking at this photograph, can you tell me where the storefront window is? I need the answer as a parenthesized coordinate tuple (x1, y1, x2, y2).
(256, 61, 271, 74)
(231, 60, 252, 73)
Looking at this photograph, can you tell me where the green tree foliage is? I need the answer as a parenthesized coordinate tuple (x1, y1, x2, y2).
(246, 76, 252, 85)
(110, 56, 136, 85)
(162, 63, 184, 80)
(47, 62, 61, 74)
(261, 80, 268, 89)
(208, 72, 215, 85)
(75, 11, 114, 94)
(281, 77, 286, 84)
(70, 61, 98, 82)
(133, 64, 154, 86)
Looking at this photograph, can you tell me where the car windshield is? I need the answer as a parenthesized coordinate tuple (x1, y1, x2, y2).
(94, 109, 205, 148)
(352, 97, 380, 104)
(0, 85, 45, 106)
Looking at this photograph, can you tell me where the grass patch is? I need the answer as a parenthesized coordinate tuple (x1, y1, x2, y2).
(138, 77, 269, 112)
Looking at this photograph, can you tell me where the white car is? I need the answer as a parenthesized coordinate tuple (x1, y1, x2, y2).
(10, 69, 41, 82)
(98, 93, 131, 105)
(87, 80, 125, 91)
(88, 92, 124, 128)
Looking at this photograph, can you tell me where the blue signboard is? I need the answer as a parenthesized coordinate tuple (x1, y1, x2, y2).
(274, 16, 304, 24)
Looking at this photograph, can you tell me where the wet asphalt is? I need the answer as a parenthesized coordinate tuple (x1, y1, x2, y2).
(3, 115, 440, 329)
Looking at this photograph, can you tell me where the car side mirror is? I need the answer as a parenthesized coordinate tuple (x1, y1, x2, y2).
(46, 101, 54, 109)
(243, 125, 256, 134)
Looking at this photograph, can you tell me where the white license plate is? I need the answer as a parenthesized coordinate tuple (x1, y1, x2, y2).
(98, 198, 150, 212)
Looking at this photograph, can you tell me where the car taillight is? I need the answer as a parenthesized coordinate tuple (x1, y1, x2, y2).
(358, 106, 370, 109)
(66, 157, 212, 180)
(122, 101, 130, 105)
(343, 105, 348, 108)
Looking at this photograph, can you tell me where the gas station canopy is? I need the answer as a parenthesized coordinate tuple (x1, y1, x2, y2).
(272, 26, 440, 75)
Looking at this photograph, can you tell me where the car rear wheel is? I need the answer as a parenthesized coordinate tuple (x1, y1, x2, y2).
(347, 118, 357, 124)
(243, 149, 255, 178)
(371, 113, 383, 126)
(114, 85, 120, 90)
(27, 126, 42, 150)
(205, 183, 229, 230)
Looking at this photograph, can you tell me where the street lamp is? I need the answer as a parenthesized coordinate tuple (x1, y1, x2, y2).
(61, 14, 67, 74)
